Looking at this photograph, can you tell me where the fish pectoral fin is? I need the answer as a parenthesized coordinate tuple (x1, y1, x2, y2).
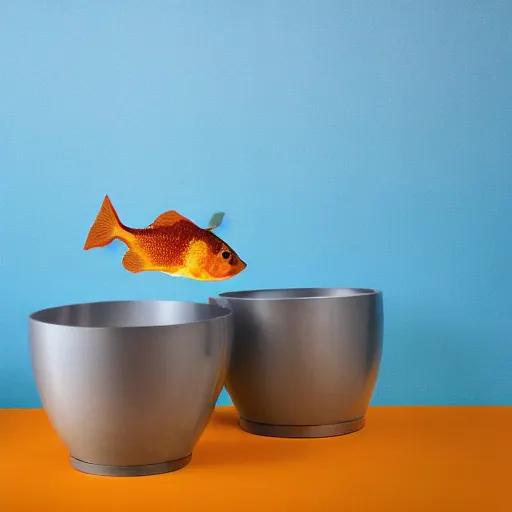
(206, 212, 225, 231)
(190, 266, 203, 279)
(122, 250, 146, 273)
(151, 210, 193, 228)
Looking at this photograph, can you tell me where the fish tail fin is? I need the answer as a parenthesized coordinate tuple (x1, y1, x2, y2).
(84, 195, 126, 250)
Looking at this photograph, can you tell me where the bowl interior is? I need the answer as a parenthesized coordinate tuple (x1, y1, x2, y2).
(218, 287, 380, 300)
(29, 300, 230, 328)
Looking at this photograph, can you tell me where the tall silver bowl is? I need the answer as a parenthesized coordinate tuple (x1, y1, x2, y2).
(29, 300, 232, 476)
(210, 288, 383, 438)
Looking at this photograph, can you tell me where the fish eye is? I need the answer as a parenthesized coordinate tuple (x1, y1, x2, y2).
(221, 251, 231, 260)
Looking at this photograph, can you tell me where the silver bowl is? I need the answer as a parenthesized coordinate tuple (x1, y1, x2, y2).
(210, 288, 383, 438)
(29, 300, 232, 476)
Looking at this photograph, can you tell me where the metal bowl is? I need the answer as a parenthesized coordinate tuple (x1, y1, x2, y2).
(210, 288, 383, 438)
(29, 300, 232, 476)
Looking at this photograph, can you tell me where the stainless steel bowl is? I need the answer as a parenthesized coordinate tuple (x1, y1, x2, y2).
(210, 288, 383, 438)
(29, 300, 232, 476)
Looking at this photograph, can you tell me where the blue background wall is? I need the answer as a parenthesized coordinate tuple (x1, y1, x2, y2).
(1, 1, 511, 408)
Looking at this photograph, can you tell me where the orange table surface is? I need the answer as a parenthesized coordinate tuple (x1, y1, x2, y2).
(0, 406, 509, 511)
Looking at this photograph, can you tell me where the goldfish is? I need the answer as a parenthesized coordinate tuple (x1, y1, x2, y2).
(83, 195, 247, 281)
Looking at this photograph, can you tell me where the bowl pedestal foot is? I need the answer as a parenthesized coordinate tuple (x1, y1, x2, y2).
(238, 416, 365, 438)
(70, 453, 192, 476)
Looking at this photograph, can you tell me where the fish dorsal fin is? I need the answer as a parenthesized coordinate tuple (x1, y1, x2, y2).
(151, 210, 193, 228)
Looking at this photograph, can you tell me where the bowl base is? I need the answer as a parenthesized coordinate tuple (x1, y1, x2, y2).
(70, 454, 192, 477)
(238, 416, 365, 438)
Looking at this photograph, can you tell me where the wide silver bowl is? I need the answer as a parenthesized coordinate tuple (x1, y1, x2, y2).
(29, 300, 232, 476)
(210, 288, 383, 438)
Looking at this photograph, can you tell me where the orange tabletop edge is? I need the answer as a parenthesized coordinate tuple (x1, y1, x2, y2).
(0, 406, 509, 511)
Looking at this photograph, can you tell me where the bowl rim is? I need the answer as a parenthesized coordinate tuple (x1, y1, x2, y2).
(28, 299, 232, 330)
(214, 287, 382, 301)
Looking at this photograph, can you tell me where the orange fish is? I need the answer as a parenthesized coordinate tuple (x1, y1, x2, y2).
(84, 195, 247, 281)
